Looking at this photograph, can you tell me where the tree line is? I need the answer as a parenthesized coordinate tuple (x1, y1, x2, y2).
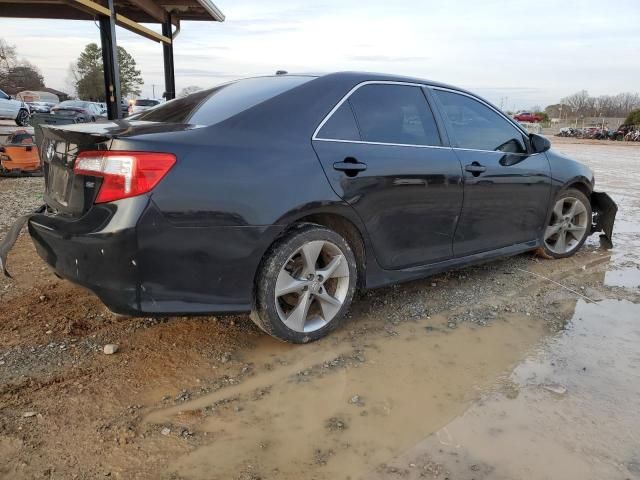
(1, 38, 143, 101)
(545, 90, 640, 119)
(0, 38, 45, 94)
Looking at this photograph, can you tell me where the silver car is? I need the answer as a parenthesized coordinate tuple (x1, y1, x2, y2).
(0, 89, 30, 126)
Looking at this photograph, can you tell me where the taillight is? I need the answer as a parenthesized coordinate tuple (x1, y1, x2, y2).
(73, 151, 176, 204)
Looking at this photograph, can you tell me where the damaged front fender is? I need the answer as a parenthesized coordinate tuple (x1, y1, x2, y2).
(591, 191, 617, 242)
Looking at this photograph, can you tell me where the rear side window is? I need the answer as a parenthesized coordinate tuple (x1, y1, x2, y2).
(348, 84, 441, 146)
(135, 76, 314, 125)
(317, 102, 360, 141)
(434, 90, 526, 153)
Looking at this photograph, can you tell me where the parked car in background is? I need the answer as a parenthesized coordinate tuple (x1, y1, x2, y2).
(513, 111, 544, 122)
(128, 98, 161, 115)
(15, 72, 617, 344)
(91, 102, 108, 117)
(0, 88, 30, 126)
(50, 100, 103, 122)
(0, 129, 41, 175)
(27, 102, 56, 114)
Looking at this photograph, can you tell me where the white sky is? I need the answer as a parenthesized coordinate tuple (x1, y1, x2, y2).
(1, 0, 639, 109)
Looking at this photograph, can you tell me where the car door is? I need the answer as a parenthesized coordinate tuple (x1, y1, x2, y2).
(312, 82, 464, 269)
(431, 88, 552, 257)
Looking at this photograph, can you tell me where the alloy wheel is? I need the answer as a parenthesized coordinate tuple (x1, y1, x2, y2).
(275, 240, 350, 333)
(544, 196, 589, 254)
(16, 110, 29, 126)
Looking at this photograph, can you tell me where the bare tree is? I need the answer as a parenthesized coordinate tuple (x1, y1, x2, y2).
(561, 90, 592, 116)
(0, 38, 17, 72)
(556, 90, 640, 118)
(614, 93, 640, 116)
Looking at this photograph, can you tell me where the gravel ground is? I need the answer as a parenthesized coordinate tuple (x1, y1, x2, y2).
(0, 177, 43, 235)
(0, 138, 638, 479)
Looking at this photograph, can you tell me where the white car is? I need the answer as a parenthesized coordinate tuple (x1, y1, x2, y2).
(0, 89, 30, 126)
(128, 98, 161, 115)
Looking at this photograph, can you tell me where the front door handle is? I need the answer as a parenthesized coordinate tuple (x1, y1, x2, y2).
(333, 157, 367, 176)
(464, 162, 487, 176)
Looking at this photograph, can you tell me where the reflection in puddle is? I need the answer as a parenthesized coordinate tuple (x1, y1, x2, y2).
(605, 267, 640, 289)
(145, 314, 547, 479)
(372, 299, 640, 480)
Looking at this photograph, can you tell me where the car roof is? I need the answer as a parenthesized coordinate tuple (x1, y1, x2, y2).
(231, 71, 469, 95)
(318, 71, 457, 89)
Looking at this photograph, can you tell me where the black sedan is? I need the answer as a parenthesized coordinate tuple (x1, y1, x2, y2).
(50, 100, 103, 122)
(5, 72, 616, 343)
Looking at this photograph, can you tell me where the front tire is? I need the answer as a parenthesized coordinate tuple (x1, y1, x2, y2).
(251, 224, 358, 343)
(15, 109, 29, 126)
(538, 188, 591, 259)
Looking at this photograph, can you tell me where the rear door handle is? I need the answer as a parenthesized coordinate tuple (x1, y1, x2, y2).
(464, 162, 487, 175)
(333, 158, 367, 175)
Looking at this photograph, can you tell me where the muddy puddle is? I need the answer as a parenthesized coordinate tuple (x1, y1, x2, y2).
(372, 299, 640, 480)
(144, 313, 547, 479)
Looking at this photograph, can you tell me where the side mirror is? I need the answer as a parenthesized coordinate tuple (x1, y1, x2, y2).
(529, 133, 551, 153)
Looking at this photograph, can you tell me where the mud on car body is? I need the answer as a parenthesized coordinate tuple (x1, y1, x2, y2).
(0, 72, 617, 343)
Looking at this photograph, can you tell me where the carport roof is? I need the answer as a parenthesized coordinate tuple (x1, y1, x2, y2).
(0, 0, 225, 24)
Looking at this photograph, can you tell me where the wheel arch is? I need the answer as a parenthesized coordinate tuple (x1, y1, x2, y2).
(564, 178, 593, 197)
(254, 206, 370, 293)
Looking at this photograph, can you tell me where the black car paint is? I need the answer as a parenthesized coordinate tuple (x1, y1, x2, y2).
(26, 72, 605, 316)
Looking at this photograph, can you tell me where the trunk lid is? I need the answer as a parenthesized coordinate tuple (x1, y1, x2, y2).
(40, 120, 190, 216)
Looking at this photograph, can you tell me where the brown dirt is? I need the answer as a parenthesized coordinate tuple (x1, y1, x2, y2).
(0, 140, 639, 479)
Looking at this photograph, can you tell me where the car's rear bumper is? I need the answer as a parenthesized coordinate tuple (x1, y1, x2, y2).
(27, 197, 282, 316)
(28, 202, 142, 314)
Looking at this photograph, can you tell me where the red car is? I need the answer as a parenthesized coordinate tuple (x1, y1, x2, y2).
(513, 111, 544, 122)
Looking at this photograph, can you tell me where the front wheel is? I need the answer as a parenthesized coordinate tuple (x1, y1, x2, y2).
(15, 109, 30, 126)
(539, 188, 591, 259)
(251, 224, 358, 343)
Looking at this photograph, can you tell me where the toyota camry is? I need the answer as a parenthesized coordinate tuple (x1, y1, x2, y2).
(0, 72, 617, 343)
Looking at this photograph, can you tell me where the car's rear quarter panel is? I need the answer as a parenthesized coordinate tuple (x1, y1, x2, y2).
(111, 78, 360, 311)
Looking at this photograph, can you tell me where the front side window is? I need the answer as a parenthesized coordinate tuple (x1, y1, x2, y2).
(347, 84, 441, 146)
(434, 90, 526, 153)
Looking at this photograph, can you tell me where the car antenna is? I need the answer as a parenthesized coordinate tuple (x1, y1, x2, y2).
(275, 70, 288, 75)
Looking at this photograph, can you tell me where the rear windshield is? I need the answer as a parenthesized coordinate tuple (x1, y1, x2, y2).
(134, 75, 315, 125)
(135, 99, 159, 107)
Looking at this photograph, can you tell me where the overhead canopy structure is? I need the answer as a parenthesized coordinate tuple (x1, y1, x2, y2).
(0, 0, 225, 118)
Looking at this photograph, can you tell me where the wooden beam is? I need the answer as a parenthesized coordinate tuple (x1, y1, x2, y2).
(127, 0, 169, 24)
(66, 0, 172, 43)
(115, 12, 171, 43)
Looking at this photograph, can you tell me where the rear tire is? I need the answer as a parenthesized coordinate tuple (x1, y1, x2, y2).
(537, 188, 591, 259)
(251, 224, 358, 343)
